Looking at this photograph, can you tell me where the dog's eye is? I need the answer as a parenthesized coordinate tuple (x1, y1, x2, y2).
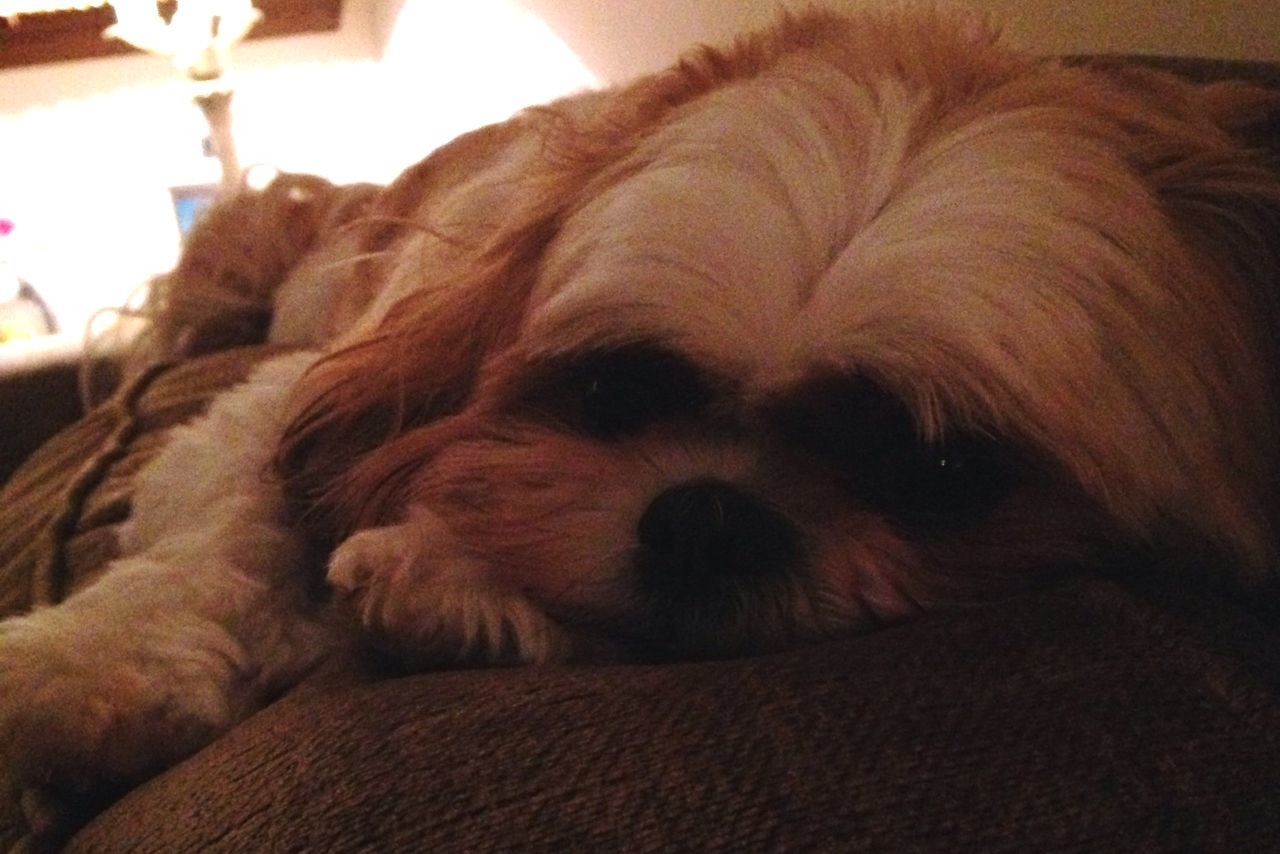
(774, 378, 1013, 527)
(523, 345, 710, 440)
(862, 432, 1012, 525)
(577, 347, 710, 439)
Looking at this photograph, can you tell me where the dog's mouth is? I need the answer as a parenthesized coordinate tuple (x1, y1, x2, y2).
(625, 581, 823, 660)
(556, 476, 835, 659)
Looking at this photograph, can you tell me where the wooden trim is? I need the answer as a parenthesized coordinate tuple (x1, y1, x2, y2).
(0, 0, 343, 70)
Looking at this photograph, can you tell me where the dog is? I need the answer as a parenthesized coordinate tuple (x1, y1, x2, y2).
(3, 3, 1280, 835)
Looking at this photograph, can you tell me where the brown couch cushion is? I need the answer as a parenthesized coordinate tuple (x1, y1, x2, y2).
(68, 577, 1280, 852)
(0, 346, 289, 618)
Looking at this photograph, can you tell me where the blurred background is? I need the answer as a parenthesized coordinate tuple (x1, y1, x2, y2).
(0, 0, 1277, 369)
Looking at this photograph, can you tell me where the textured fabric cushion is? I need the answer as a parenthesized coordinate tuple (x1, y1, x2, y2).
(67, 577, 1280, 852)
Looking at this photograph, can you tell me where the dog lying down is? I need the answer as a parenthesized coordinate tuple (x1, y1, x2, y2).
(3, 2, 1280, 828)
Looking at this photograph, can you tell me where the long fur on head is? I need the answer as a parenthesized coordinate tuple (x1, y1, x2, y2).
(277, 4, 1280, 616)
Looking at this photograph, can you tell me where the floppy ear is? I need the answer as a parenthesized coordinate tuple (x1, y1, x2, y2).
(275, 209, 556, 541)
(1085, 65, 1280, 304)
(1138, 72, 1280, 414)
(1161, 79, 1280, 314)
(1107, 66, 1280, 573)
(272, 95, 583, 540)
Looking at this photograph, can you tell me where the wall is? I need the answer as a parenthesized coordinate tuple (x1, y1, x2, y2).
(0, 0, 1274, 348)
(976, 0, 1276, 63)
(0, 0, 598, 343)
(521, 0, 1278, 84)
(0, 0, 385, 338)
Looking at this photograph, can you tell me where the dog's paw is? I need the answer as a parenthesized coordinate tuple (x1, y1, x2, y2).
(0, 606, 248, 798)
(329, 512, 567, 667)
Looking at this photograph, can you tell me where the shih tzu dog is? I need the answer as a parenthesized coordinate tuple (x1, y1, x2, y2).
(3, 2, 1279, 827)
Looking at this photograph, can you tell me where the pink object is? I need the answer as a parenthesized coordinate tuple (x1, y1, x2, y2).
(0, 219, 12, 236)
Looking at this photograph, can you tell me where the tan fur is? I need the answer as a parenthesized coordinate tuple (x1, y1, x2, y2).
(126, 171, 379, 376)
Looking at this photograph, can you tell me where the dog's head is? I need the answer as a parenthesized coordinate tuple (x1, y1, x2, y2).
(279, 7, 1280, 656)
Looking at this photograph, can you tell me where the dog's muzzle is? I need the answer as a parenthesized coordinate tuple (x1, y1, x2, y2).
(635, 478, 800, 595)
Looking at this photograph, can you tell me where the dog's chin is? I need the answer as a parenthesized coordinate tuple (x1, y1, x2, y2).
(559, 566, 829, 661)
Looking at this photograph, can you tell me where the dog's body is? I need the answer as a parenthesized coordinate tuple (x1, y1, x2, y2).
(4, 4, 1280, 830)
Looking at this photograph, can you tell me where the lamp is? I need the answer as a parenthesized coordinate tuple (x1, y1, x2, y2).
(105, 0, 262, 191)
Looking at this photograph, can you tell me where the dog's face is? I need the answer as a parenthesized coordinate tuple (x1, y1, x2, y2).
(281, 8, 1280, 657)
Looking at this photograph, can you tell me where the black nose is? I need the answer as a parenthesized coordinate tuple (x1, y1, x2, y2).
(636, 479, 799, 588)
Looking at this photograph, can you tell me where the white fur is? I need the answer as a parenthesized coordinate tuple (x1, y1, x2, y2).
(329, 505, 567, 665)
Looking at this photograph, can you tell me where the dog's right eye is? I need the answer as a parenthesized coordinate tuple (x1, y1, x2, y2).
(575, 346, 711, 439)
(519, 345, 711, 440)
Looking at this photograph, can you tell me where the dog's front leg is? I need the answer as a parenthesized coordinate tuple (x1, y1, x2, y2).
(328, 505, 568, 668)
(0, 353, 331, 835)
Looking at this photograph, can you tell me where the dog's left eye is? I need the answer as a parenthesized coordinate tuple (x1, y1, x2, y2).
(773, 377, 1014, 528)
(522, 345, 711, 440)
(863, 432, 1013, 526)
